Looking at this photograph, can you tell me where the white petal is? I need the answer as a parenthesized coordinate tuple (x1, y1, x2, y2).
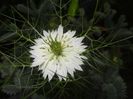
(58, 25, 63, 34)
(43, 73, 48, 79)
(75, 65, 83, 71)
(70, 37, 84, 46)
(39, 58, 51, 70)
(42, 69, 54, 81)
(48, 73, 54, 81)
(43, 30, 49, 37)
(56, 58, 68, 80)
(51, 30, 57, 40)
(63, 30, 76, 39)
(57, 25, 63, 41)
(67, 67, 74, 77)
(47, 60, 57, 74)
(76, 37, 84, 42)
(31, 58, 45, 67)
(81, 56, 87, 60)
(35, 38, 44, 44)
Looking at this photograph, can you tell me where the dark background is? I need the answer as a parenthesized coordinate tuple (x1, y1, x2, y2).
(110, 0, 133, 99)
(0, 0, 133, 99)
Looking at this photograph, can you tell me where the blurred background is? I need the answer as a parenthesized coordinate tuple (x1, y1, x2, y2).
(0, 0, 133, 99)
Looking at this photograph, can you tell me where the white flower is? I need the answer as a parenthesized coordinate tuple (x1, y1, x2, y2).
(30, 25, 87, 81)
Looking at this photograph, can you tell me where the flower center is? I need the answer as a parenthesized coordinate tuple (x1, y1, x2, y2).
(50, 41, 62, 56)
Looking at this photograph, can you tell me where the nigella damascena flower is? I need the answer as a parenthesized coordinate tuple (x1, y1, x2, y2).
(30, 25, 87, 81)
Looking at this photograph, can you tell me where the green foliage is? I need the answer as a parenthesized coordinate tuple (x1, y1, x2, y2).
(32, 93, 47, 99)
(2, 85, 20, 95)
(17, 0, 52, 18)
(0, 60, 14, 78)
(68, 0, 79, 17)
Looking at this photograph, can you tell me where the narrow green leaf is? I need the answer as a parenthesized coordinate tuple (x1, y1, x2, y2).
(68, 0, 79, 17)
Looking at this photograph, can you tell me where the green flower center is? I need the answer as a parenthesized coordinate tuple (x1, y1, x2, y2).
(50, 41, 63, 56)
